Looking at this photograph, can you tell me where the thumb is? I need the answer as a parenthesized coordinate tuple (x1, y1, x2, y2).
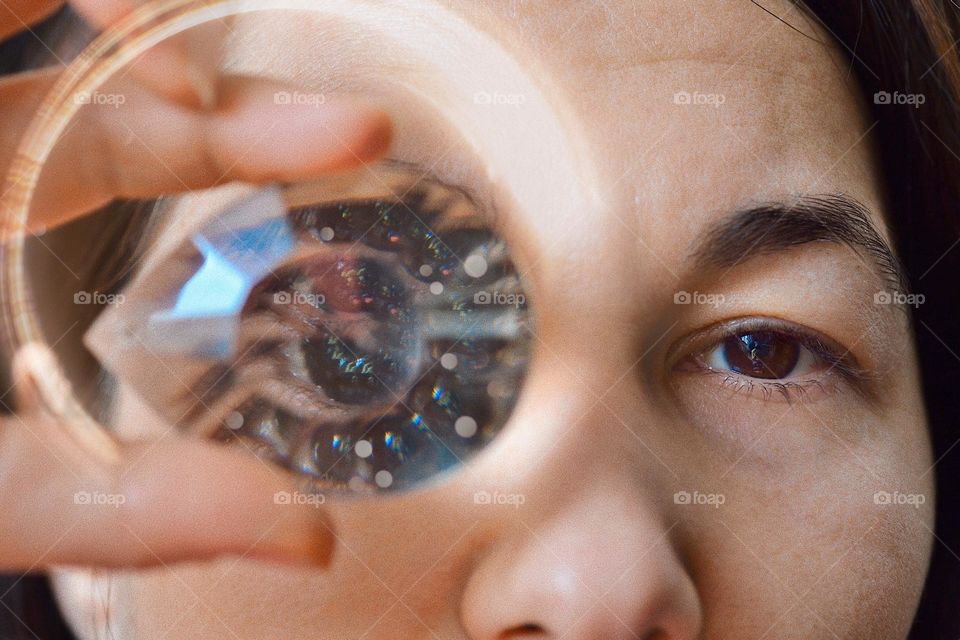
(68, 0, 226, 109)
(0, 343, 336, 571)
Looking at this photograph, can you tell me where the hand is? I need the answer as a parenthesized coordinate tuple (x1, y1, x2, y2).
(0, 345, 337, 571)
(0, 0, 393, 231)
(0, 0, 391, 571)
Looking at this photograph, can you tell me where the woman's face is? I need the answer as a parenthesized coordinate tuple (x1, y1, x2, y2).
(53, 0, 934, 638)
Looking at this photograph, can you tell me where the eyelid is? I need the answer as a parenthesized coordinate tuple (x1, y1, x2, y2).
(281, 159, 481, 210)
(373, 157, 503, 232)
(668, 316, 876, 399)
(137, 159, 499, 281)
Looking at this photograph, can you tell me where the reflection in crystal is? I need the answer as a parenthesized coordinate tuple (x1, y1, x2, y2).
(90, 166, 531, 494)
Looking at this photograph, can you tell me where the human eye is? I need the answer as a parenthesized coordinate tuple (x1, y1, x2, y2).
(672, 317, 868, 403)
(85, 162, 533, 495)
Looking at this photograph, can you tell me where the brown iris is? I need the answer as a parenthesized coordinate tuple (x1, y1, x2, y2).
(721, 331, 801, 379)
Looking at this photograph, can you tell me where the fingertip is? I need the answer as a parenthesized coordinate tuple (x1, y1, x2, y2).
(10, 343, 71, 417)
(249, 504, 337, 568)
(343, 104, 394, 164)
(284, 100, 394, 174)
(116, 437, 337, 568)
(290, 101, 395, 173)
(10, 343, 50, 413)
(206, 77, 395, 181)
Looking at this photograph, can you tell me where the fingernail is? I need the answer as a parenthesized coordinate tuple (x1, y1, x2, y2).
(254, 514, 336, 568)
(11, 343, 121, 463)
(348, 106, 394, 162)
(184, 58, 217, 110)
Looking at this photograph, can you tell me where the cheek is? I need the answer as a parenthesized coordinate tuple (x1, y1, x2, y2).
(681, 414, 933, 640)
(115, 493, 477, 639)
(692, 497, 931, 639)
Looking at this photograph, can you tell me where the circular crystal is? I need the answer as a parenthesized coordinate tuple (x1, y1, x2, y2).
(193, 168, 533, 494)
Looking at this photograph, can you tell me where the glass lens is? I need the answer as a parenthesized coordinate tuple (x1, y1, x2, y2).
(2, 0, 554, 497)
(87, 164, 531, 494)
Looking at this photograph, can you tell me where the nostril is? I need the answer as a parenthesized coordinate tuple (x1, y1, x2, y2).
(499, 622, 547, 638)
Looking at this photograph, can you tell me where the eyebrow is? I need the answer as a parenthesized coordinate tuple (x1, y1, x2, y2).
(690, 194, 908, 293)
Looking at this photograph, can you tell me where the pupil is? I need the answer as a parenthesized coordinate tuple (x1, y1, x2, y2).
(722, 331, 800, 379)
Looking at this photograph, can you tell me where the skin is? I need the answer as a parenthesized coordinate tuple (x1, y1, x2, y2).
(0, 0, 934, 638)
(0, 0, 391, 570)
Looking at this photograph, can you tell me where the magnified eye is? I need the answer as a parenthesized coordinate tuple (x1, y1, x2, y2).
(703, 331, 816, 380)
(85, 164, 532, 495)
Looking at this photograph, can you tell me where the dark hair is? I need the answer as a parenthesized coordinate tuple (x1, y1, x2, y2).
(2, 2, 960, 638)
(796, 2, 960, 637)
(0, 576, 75, 640)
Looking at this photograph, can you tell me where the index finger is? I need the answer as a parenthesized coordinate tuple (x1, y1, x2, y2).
(2, 70, 392, 233)
(0, 344, 336, 571)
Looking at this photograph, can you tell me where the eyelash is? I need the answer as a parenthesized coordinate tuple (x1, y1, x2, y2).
(675, 318, 869, 403)
(711, 375, 827, 403)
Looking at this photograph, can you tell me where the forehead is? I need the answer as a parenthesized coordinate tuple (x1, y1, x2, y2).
(450, 0, 880, 217)
(458, 0, 883, 271)
(158, 0, 881, 295)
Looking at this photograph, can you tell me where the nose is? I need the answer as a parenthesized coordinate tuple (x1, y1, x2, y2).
(459, 486, 702, 640)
